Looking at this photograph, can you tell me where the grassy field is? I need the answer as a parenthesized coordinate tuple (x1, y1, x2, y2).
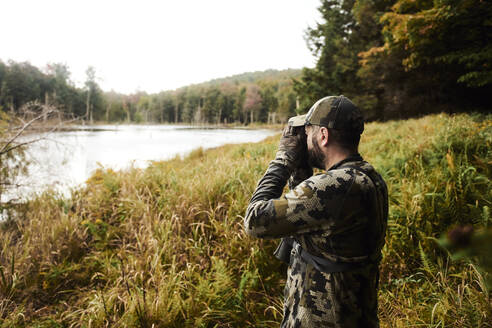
(0, 113, 491, 327)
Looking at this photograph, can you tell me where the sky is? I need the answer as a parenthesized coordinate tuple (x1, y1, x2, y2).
(1, 0, 321, 94)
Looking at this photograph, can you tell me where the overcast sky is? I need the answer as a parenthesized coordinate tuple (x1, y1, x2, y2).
(1, 0, 321, 94)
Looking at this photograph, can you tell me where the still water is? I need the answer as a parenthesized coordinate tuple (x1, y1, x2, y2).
(8, 125, 276, 201)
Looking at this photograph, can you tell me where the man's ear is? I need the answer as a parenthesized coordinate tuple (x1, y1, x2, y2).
(319, 127, 329, 146)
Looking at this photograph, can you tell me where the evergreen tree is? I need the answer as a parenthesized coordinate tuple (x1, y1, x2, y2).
(294, 0, 391, 115)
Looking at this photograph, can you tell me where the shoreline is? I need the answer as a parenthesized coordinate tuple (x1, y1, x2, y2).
(18, 121, 284, 135)
(3, 127, 279, 205)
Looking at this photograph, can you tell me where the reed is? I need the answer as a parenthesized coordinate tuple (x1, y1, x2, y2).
(0, 113, 490, 327)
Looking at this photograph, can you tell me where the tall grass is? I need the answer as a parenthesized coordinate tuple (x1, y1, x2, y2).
(0, 113, 490, 327)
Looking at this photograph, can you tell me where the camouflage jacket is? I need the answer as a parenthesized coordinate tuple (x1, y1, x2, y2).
(244, 154, 388, 327)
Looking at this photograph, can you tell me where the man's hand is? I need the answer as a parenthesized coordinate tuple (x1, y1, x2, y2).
(289, 162, 313, 189)
(275, 125, 309, 172)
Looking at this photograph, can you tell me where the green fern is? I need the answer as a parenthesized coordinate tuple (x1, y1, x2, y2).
(483, 206, 490, 228)
(419, 242, 436, 275)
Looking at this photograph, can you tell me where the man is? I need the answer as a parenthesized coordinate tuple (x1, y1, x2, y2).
(244, 95, 388, 327)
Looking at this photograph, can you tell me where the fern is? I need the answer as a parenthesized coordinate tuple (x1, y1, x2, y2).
(483, 206, 490, 228)
(419, 242, 436, 275)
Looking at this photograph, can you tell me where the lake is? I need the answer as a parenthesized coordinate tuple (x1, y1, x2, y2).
(6, 125, 277, 202)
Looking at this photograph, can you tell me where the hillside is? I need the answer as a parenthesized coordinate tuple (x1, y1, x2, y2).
(0, 113, 491, 327)
(0, 61, 302, 125)
(186, 69, 302, 89)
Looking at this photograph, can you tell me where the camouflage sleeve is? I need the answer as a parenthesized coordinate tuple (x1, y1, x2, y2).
(248, 157, 292, 206)
(244, 164, 354, 239)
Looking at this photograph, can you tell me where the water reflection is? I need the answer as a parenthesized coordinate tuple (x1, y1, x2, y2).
(8, 125, 276, 201)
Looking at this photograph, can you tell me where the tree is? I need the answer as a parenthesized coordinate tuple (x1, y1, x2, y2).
(175, 89, 188, 124)
(45, 63, 71, 110)
(0, 60, 303, 125)
(259, 83, 278, 123)
(84, 66, 104, 123)
(277, 81, 297, 122)
(181, 87, 200, 123)
(0, 102, 70, 210)
(160, 92, 176, 123)
(234, 87, 246, 123)
(295, 0, 492, 119)
(357, 0, 492, 117)
(0, 61, 7, 107)
(218, 83, 237, 124)
(243, 85, 262, 124)
(202, 87, 221, 123)
(295, 0, 363, 112)
(382, 0, 492, 88)
(104, 91, 126, 122)
(137, 93, 151, 123)
(1, 61, 49, 113)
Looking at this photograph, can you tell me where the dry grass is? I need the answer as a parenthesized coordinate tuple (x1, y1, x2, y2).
(0, 113, 490, 327)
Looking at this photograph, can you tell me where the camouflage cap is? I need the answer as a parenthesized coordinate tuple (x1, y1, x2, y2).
(289, 95, 364, 134)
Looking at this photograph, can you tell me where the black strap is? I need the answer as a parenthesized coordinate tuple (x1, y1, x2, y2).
(342, 164, 385, 263)
(292, 164, 383, 272)
(274, 162, 384, 272)
(293, 241, 370, 273)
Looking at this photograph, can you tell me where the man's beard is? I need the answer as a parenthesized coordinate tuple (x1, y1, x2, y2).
(308, 138, 326, 170)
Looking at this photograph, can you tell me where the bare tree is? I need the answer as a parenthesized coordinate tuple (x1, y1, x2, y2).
(243, 85, 262, 124)
(0, 101, 77, 209)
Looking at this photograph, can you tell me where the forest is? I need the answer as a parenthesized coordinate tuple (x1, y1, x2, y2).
(0, 61, 300, 125)
(295, 0, 491, 119)
(1, 0, 490, 125)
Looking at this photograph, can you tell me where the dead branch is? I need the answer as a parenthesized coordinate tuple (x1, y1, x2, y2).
(9, 101, 59, 131)
(0, 138, 48, 156)
(0, 101, 77, 156)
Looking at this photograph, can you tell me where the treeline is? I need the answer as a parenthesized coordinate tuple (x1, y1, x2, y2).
(294, 0, 492, 119)
(0, 60, 300, 124)
(1, 0, 490, 124)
